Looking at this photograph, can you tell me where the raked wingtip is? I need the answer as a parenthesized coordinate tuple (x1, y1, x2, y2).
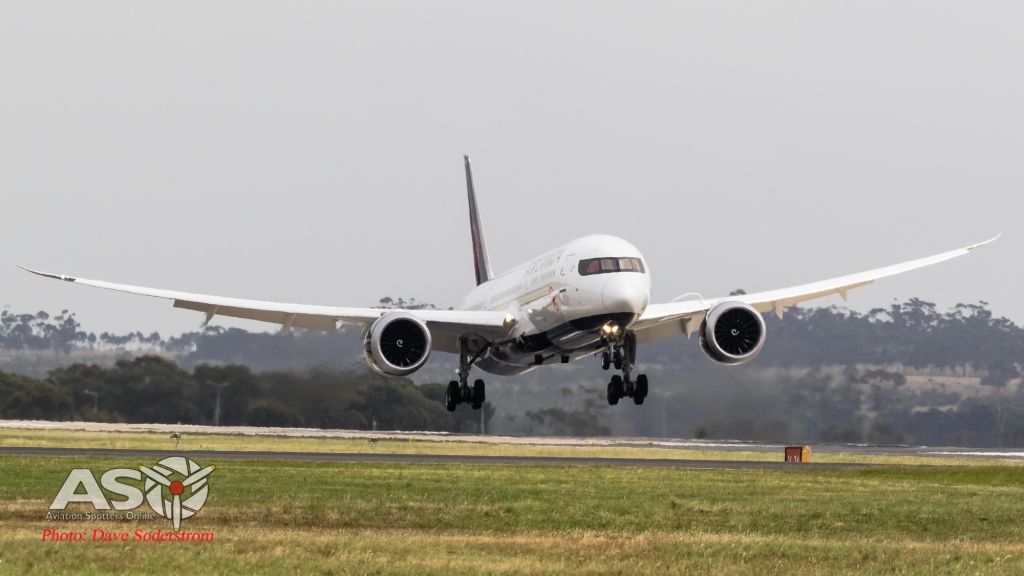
(967, 234, 1001, 251)
(19, 266, 75, 282)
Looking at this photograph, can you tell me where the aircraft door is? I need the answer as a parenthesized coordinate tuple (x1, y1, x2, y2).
(559, 254, 575, 280)
(558, 254, 576, 306)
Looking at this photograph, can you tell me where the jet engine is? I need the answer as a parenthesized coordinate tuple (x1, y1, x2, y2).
(699, 301, 766, 366)
(363, 312, 432, 377)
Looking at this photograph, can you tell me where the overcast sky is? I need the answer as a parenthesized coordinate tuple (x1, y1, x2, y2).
(0, 2, 1019, 337)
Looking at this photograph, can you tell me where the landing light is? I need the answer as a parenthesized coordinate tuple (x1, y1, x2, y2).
(503, 314, 516, 327)
(601, 323, 620, 335)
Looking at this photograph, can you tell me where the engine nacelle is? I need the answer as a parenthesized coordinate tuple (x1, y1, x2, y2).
(699, 301, 766, 366)
(363, 312, 432, 377)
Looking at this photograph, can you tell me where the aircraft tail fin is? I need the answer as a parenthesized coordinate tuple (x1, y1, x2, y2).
(464, 155, 493, 285)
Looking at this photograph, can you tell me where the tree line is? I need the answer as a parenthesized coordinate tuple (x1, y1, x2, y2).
(3, 297, 1024, 446)
(0, 356, 491, 433)
(3, 298, 1020, 378)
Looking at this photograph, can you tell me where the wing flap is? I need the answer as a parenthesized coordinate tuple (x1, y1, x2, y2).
(746, 280, 875, 319)
(172, 300, 339, 332)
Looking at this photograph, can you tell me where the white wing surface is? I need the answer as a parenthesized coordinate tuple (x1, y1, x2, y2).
(632, 235, 1000, 344)
(18, 267, 511, 354)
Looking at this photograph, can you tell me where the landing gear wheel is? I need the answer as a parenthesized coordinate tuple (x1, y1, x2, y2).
(634, 374, 648, 400)
(633, 374, 648, 405)
(607, 374, 624, 406)
(613, 350, 623, 370)
(471, 379, 486, 408)
(445, 381, 459, 412)
(601, 352, 611, 371)
(606, 380, 619, 405)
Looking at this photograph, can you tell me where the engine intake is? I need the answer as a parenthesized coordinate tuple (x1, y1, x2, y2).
(363, 312, 432, 377)
(699, 301, 766, 366)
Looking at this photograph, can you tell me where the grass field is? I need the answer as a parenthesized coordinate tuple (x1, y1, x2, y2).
(3, 452, 1024, 575)
(3, 427, 1023, 468)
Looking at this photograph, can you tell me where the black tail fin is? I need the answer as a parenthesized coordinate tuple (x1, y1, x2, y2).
(464, 155, 493, 285)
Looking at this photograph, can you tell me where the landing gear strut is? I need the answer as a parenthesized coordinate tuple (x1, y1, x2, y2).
(604, 331, 648, 406)
(446, 338, 488, 412)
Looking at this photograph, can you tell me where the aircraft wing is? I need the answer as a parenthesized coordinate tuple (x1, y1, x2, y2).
(18, 267, 511, 354)
(631, 235, 1000, 345)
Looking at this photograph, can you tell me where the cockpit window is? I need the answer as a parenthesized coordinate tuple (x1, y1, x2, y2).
(579, 257, 645, 276)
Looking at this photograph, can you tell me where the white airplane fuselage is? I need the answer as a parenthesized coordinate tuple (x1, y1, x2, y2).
(457, 234, 651, 375)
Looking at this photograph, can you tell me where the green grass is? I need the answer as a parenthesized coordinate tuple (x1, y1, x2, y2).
(2, 454, 1024, 574)
(2, 427, 1022, 468)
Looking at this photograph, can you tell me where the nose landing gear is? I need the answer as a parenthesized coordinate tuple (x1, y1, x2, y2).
(446, 338, 488, 412)
(603, 332, 649, 406)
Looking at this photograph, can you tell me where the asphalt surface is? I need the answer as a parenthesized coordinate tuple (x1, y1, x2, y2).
(0, 446, 868, 470)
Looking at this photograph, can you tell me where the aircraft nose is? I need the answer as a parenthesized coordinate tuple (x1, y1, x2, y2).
(602, 275, 649, 316)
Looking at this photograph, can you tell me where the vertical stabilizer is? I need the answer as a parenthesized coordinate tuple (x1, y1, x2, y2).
(464, 155, 493, 285)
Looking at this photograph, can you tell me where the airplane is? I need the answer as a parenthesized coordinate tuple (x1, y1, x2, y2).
(23, 156, 998, 412)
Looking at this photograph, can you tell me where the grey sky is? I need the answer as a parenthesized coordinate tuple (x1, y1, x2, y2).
(0, 2, 1018, 337)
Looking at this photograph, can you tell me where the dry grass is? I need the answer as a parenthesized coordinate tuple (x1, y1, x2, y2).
(5, 524, 1024, 575)
(3, 455, 1024, 574)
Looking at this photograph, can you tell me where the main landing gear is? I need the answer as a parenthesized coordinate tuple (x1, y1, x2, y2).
(602, 332, 649, 406)
(445, 338, 488, 412)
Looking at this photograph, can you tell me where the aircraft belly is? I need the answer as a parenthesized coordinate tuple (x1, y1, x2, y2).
(484, 312, 634, 368)
(475, 357, 536, 376)
(546, 325, 603, 350)
(483, 341, 604, 369)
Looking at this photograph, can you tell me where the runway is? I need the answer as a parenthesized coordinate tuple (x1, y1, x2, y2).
(4, 420, 1022, 460)
(0, 446, 868, 470)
